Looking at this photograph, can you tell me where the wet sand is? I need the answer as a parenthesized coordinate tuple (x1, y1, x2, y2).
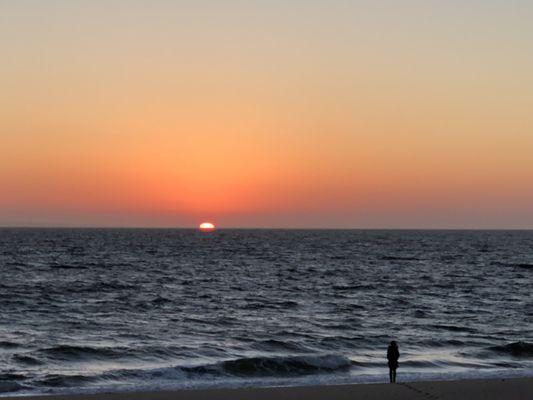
(4, 377, 532, 400)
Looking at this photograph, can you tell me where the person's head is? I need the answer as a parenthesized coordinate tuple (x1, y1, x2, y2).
(390, 341, 397, 347)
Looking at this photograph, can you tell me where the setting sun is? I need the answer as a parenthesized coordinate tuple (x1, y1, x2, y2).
(199, 222, 216, 232)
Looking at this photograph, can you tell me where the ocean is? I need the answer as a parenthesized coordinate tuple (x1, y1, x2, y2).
(0, 228, 532, 396)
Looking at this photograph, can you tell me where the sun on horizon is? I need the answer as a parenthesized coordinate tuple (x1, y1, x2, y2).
(199, 222, 216, 232)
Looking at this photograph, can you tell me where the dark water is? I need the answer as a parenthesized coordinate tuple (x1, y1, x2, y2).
(0, 229, 532, 396)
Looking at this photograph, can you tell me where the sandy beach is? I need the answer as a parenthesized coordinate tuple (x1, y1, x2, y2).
(4, 377, 532, 400)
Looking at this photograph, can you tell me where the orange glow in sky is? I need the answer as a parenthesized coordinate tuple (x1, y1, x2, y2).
(1, 2, 533, 228)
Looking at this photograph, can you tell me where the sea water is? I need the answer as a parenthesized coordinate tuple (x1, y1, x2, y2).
(0, 229, 532, 395)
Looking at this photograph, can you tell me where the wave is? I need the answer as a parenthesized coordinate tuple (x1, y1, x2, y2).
(381, 256, 420, 261)
(0, 381, 25, 394)
(60, 281, 137, 294)
(0, 373, 26, 381)
(241, 300, 300, 311)
(182, 355, 353, 377)
(332, 284, 376, 291)
(0, 373, 27, 393)
(419, 339, 466, 347)
(38, 345, 128, 361)
(431, 324, 478, 333)
(514, 263, 533, 270)
(49, 264, 86, 270)
(251, 339, 312, 353)
(12, 354, 44, 366)
(492, 261, 533, 270)
(33, 344, 210, 363)
(88, 354, 504, 384)
(63, 355, 354, 387)
(0, 341, 20, 349)
(489, 342, 533, 358)
(37, 374, 97, 387)
(3, 349, 531, 395)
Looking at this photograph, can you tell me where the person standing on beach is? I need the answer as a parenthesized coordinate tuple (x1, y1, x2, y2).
(387, 341, 400, 383)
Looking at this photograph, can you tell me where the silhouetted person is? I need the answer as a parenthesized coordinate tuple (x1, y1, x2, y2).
(387, 341, 399, 383)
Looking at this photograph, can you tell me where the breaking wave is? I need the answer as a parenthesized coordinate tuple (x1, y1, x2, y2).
(489, 342, 533, 358)
(181, 355, 353, 377)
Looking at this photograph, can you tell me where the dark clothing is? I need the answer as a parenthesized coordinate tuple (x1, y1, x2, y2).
(387, 345, 400, 369)
(387, 344, 400, 383)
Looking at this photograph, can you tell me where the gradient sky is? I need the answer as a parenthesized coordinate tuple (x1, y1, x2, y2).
(1, 1, 532, 228)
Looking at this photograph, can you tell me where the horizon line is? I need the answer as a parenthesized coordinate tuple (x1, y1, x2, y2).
(1, 226, 532, 231)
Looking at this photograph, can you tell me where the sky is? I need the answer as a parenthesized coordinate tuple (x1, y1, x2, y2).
(1, 0, 532, 228)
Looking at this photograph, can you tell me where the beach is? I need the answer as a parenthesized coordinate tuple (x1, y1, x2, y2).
(2, 378, 532, 400)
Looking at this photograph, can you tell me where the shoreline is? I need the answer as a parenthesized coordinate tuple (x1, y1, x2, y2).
(3, 377, 532, 400)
